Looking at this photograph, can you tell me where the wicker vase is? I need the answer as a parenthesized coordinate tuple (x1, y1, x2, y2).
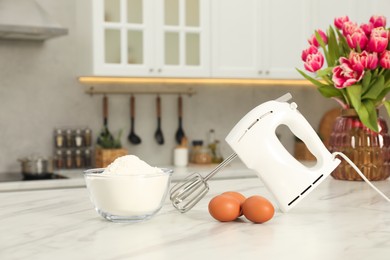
(328, 109, 390, 181)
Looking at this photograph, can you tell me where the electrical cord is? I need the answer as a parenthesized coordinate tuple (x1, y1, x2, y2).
(332, 152, 390, 202)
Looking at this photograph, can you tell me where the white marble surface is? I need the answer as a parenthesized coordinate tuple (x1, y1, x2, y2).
(1, 176, 390, 260)
(0, 162, 257, 192)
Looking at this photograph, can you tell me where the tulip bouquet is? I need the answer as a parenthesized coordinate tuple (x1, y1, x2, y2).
(298, 15, 390, 132)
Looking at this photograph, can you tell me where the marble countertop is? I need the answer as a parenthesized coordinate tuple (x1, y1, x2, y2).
(1, 176, 390, 259)
(0, 162, 257, 192)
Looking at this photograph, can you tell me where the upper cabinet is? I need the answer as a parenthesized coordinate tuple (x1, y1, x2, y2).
(211, 0, 310, 79)
(92, 0, 390, 79)
(92, 0, 210, 77)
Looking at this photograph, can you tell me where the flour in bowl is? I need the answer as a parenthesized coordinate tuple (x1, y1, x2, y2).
(103, 155, 163, 175)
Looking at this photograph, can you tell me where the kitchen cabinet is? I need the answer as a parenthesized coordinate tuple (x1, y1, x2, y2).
(211, 0, 310, 79)
(92, 0, 210, 77)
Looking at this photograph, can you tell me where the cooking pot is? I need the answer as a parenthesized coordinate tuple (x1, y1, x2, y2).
(18, 156, 54, 177)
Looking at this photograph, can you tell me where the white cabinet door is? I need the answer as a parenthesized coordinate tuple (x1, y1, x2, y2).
(211, 0, 309, 79)
(155, 0, 210, 77)
(262, 0, 310, 79)
(93, 0, 210, 77)
(211, 0, 261, 78)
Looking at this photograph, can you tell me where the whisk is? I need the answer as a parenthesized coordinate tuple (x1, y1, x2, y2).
(170, 153, 238, 213)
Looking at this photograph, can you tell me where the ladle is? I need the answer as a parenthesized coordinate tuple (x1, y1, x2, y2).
(154, 96, 164, 145)
(175, 95, 185, 144)
(128, 95, 142, 145)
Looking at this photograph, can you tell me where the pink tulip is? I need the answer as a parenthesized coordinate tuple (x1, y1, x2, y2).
(304, 52, 324, 72)
(342, 21, 359, 36)
(360, 23, 373, 36)
(332, 57, 364, 89)
(349, 51, 378, 71)
(379, 50, 390, 69)
(368, 27, 389, 53)
(301, 45, 319, 61)
(370, 15, 387, 28)
(346, 28, 368, 50)
(308, 30, 328, 47)
(334, 16, 350, 30)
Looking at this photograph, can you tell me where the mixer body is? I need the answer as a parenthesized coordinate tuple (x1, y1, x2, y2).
(225, 95, 340, 212)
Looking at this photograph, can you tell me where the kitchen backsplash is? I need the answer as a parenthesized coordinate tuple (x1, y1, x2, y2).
(0, 0, 376, 173)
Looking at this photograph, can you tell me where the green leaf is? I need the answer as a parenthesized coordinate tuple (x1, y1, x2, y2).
(296, 68, 328, 88)
(363, 75, 384, 100)
(327, 26, 340, 65)
(336, 29, 351, 57)
(315, 31, 330, 65)
(362, 71, 372, 94)
(318, 84, 343, 98)
(316, 67, 333, 78)
(346, 84, 362, 110)
(357, 100, 378, 132)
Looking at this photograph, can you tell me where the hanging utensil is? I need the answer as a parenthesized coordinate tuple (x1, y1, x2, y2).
(97, 95, 114, 146)
(128, 95, 142, 145)
(175, 95, 185, 144)
(154, 96, 164, 145)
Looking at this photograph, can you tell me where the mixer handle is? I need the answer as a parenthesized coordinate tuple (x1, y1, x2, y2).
(284, 104, 331, 163)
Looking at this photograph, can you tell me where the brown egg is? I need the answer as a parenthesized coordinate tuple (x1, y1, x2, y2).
(242, 195, 274, 223)
(222, 191, 246, 216)
(208, 194, 241, 222)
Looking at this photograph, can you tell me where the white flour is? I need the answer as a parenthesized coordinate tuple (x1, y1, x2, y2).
(86, 155, 171, 216)
(103, 155, 163, 175)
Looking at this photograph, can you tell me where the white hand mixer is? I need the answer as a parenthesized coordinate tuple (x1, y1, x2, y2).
(170, 93, 390, 213)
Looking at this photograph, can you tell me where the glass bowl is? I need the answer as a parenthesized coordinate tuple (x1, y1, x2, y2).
(84, 168, 173, 223)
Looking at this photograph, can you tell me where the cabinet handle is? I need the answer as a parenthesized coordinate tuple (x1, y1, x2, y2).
(258, 71, 263, 75)
(149, 68, 154, 73)
(265, 71, 270, 75)
(157, 68, 162, 73)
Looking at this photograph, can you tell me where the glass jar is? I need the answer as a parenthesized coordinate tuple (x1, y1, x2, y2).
(54, 129, 65, 148)
(74, 129, 84, 148)
(84, 128, 92, 147)
(75, 149, 84, 168)
(65, 129, 73, 147)
(328, 109, 390, 181)
(65, 149, 73, 169)
(55, 149, 65, 169)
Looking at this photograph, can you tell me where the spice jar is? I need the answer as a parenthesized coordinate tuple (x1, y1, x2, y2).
(65, 129, 73, 147)
(190, 140, 203, 163)
(84, 128, 92, 147)
(74, 129, 84, 148)
(54, 129, 65, 148)
(75, 149, 84, 168)
(65, 149, 73, 168)
(84, 149, 92, 167)
(55, 149, 65, 169)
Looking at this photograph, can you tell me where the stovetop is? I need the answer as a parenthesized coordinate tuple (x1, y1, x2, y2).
(0, 172, 68, 182)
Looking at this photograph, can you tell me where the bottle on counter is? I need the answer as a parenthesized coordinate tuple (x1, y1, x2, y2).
(208, 129, 223, 163)
(212, 140, 224, 163)
(173, 137, 189, 167)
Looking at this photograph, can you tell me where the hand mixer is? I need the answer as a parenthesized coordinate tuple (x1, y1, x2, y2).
(170, 93, 390, 213)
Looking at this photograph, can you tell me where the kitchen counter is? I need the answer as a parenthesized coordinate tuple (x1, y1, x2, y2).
(0, 162, 257, 192)
(1, 176, 390, 259)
